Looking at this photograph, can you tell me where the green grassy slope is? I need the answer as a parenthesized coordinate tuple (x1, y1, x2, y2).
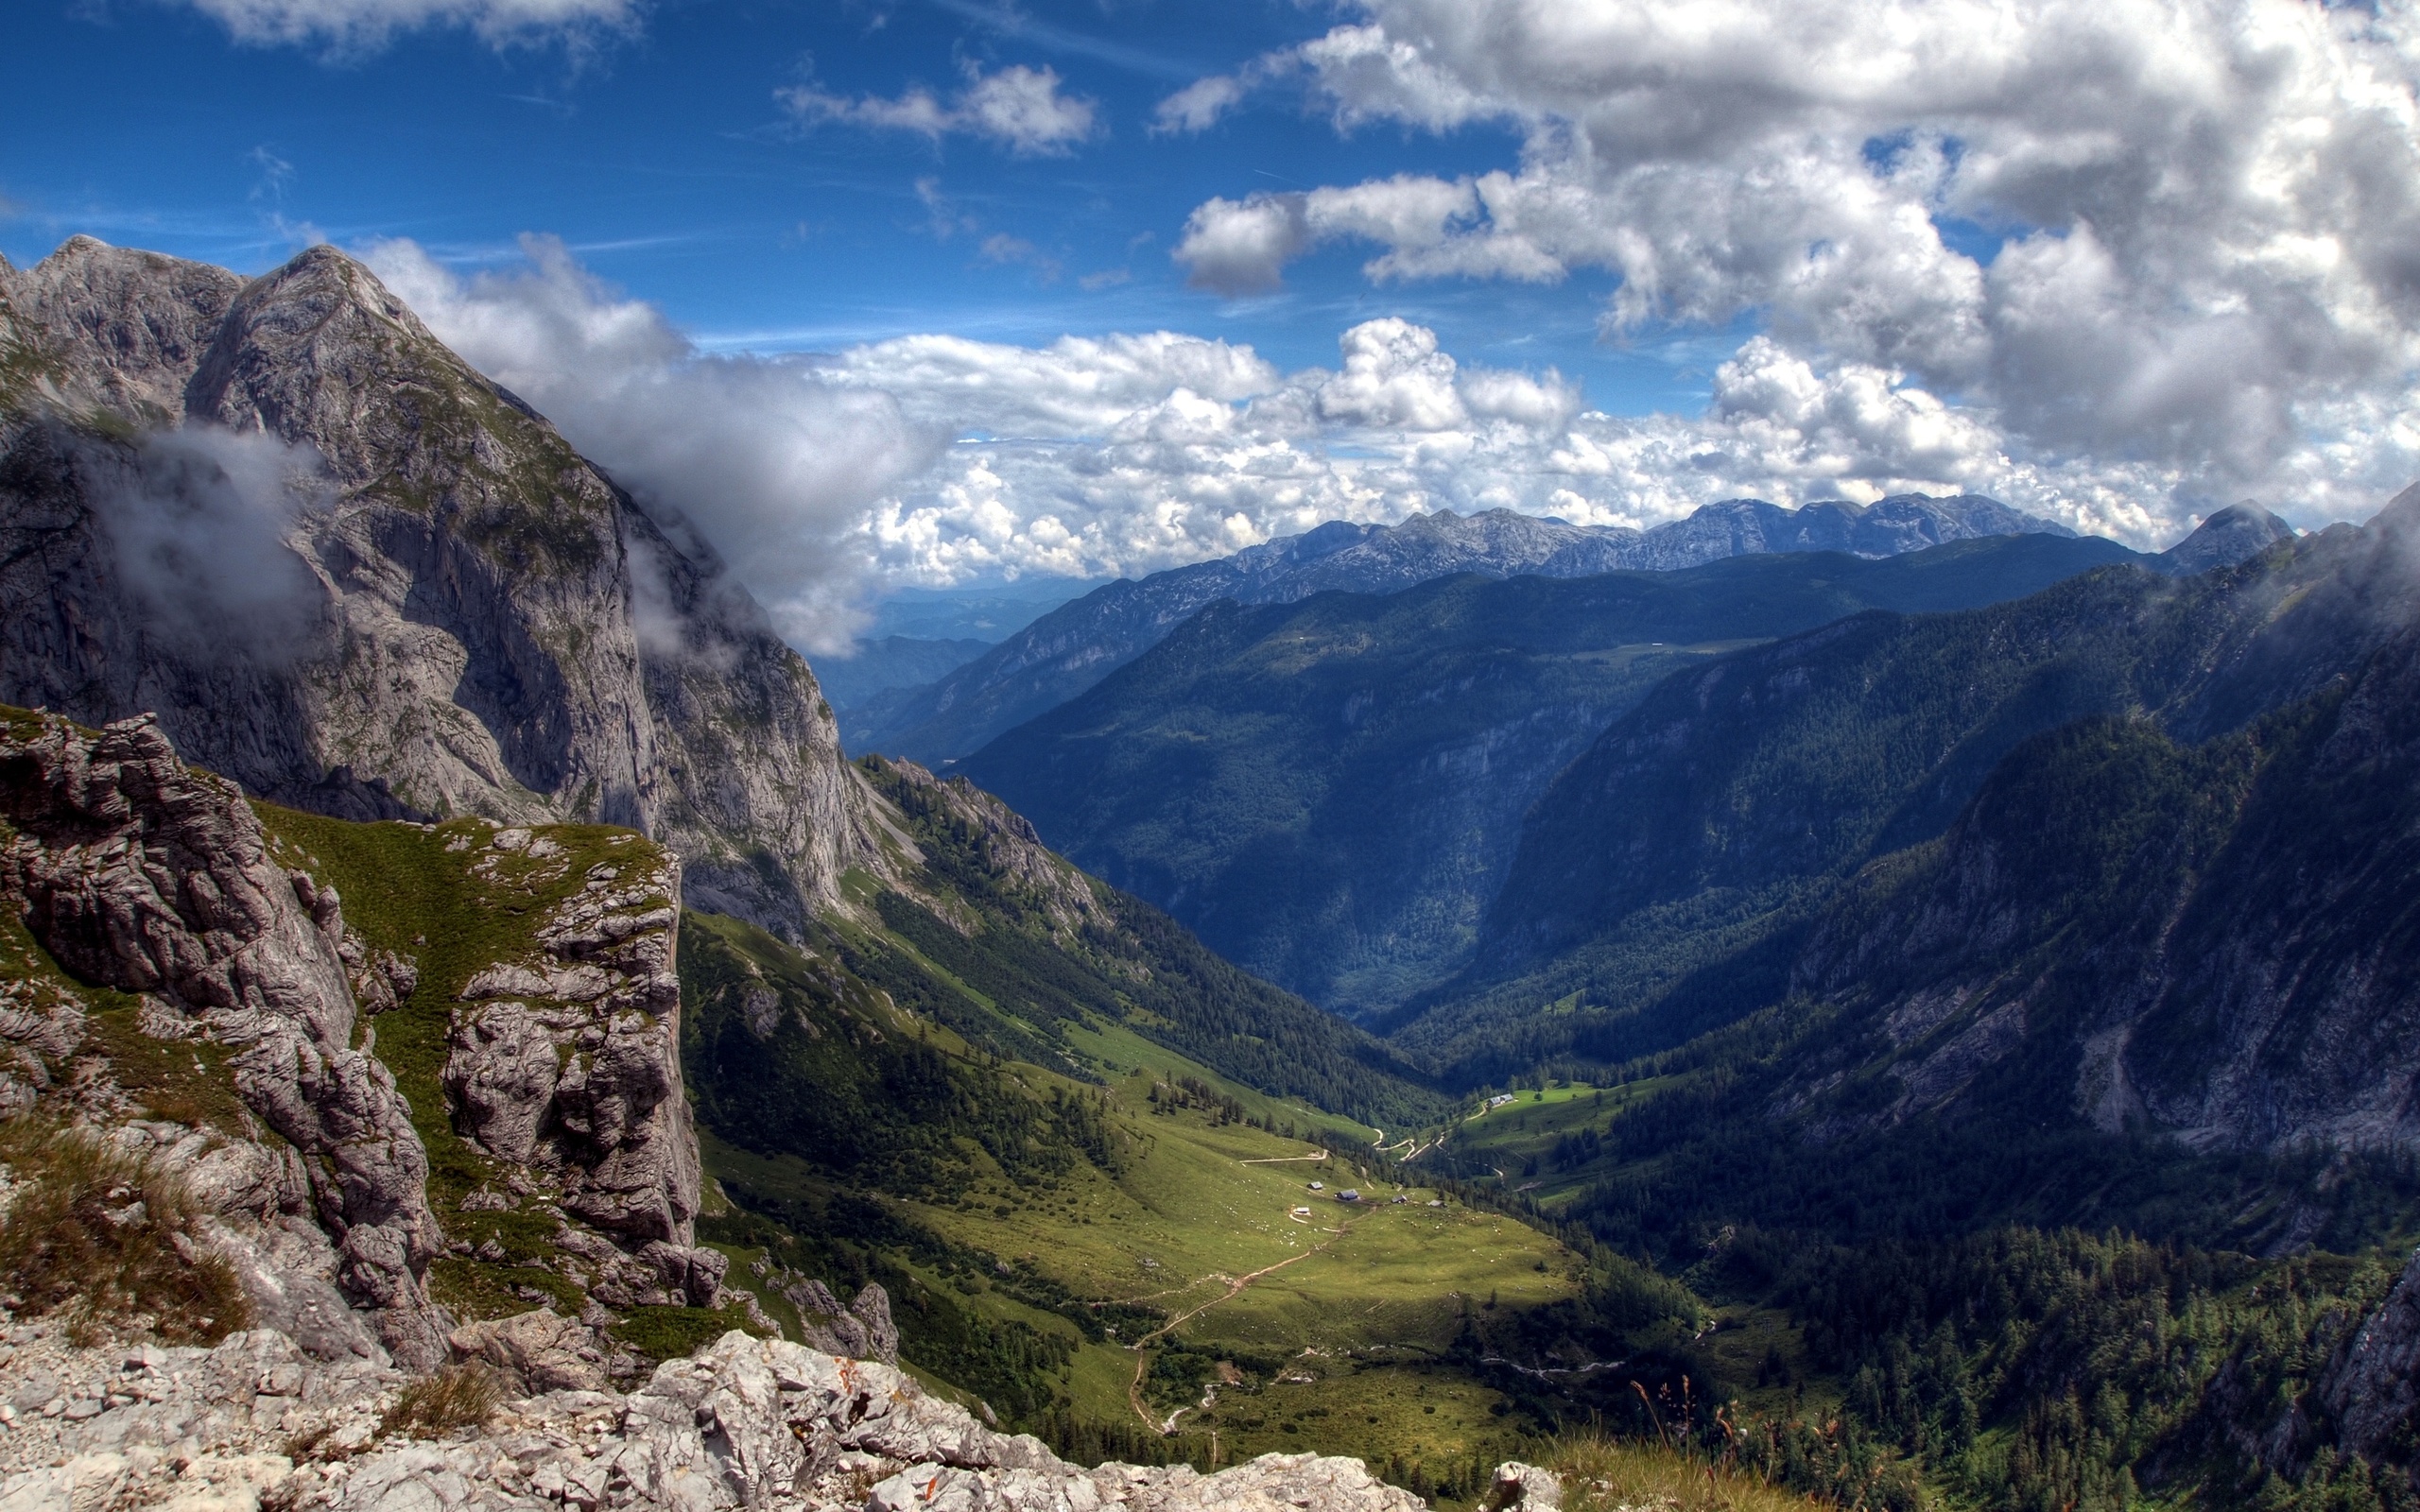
(959, 535, 2137, 1018)
(679, 903, 1667, 1485)
(666, 753, 1742, 1487)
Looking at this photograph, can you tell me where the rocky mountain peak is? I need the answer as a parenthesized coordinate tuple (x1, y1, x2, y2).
(0, 236, 898, 940)
(3, 234, 245, 423)
(860, 490, 2083, 764)
(2160, 501, 2297, 576)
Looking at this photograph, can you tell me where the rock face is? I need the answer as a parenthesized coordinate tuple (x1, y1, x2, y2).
(443, 826, 707, 1270)
(0, 707, 733, 1368)
(0, 1326, 1446, 1512)
(2307, 1251, 2420, 1466)
(868, 756, 1102, 939)
(862, 495, 2075, 763)
(751, 1266, 900, 1366)
(0, 709, 446, 1365)
(0, 235, 886, 940)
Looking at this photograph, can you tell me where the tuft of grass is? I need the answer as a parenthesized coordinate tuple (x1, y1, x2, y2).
(1545, 1432, 1833, 1512)
(379, 1364, 506, 1440)
(0, 1121, 250, 1346)
(609, 1304, 759, 1365)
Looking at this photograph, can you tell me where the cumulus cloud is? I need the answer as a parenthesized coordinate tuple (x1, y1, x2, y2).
(779, 62, 1098, 156)
(365, 240, 2404, 644)
(365, 235, 939, 652)
(1174, 197, 1313, 295)
(1170, 0, 2420, 508)
(177, 0, 637, 50)
(825, 315, 2240, 588)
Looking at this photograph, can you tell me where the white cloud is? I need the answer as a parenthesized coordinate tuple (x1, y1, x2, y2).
(780, 62, 1098, 156)
(1317, 318, 1466, 431)
(366, 240, 2411, 642)
(94, 427, 332, 662)
(1170, 0, 2420, 508)
(364, 235, 938, 652)
(179, 0, 636, 49)
(1152, 76, 1247, 135)
(1173, 196, 1313, 295)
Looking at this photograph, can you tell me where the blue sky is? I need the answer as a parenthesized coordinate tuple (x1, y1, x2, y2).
(10, 0, 2418, 628)
(1, 0, 1710, 411)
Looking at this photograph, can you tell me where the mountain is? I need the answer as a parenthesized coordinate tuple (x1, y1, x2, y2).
(0, 236, 884, 939)
(1375, 500, 2420, 1508)
(859, 494, 2079, 764)
(0, 236, 1627, 1487)
(0, 704, 729, 1372)
(2160, 500, 2299, 575)
(814, 634, 994, 753)
(1416, 489, 2410, 1127)
(727, 751, 1446, 1130)
(0, 712, 1513, 1512)
(957, 533, 2142, 1017)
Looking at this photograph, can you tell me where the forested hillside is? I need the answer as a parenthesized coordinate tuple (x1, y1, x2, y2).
(962, 534, 2136, 1016)
(1366, 495, 2420, 1510)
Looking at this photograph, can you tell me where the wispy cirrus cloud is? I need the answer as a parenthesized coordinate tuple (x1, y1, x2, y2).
(779, 60, 1099, 157)
(176, 0, 640, 51)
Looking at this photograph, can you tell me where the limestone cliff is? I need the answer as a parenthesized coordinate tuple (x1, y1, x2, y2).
(0, 708, 444, 1365)
(0, 235, 886, 938)
(0, 707, 727, 1374)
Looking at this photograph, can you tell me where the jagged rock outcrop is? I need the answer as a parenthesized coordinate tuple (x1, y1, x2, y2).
(866, 756, 1100, 939)
(445, 1309, 613, 1396)
(0, 709, 447, 1365)
(443, 826, 709, 1273)
(0, 234, 887, 939)
(2307, 1251, 2420, 1467)
(751, 1264, 900, 1366)
(0, 1326, 1442, 1512)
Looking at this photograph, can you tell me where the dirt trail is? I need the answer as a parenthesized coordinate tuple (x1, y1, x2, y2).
(1125, 1221, 1352, 1433)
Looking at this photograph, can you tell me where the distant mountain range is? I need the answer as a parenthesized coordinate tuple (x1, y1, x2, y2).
(958, 533, 2150, 1018)
(855, 494, 2083, 763)
(1407, 493, 2410, 1172)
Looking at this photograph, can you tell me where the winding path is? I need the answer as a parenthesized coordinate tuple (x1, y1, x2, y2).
(1125, 1219, 1355, 1433)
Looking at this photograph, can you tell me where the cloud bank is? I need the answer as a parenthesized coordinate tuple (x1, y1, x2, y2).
(373, 236, 2402, 656)
(95, 426, 333, 662)
(366, 235, 940, 651)
(1163, 0, 2420, 513)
